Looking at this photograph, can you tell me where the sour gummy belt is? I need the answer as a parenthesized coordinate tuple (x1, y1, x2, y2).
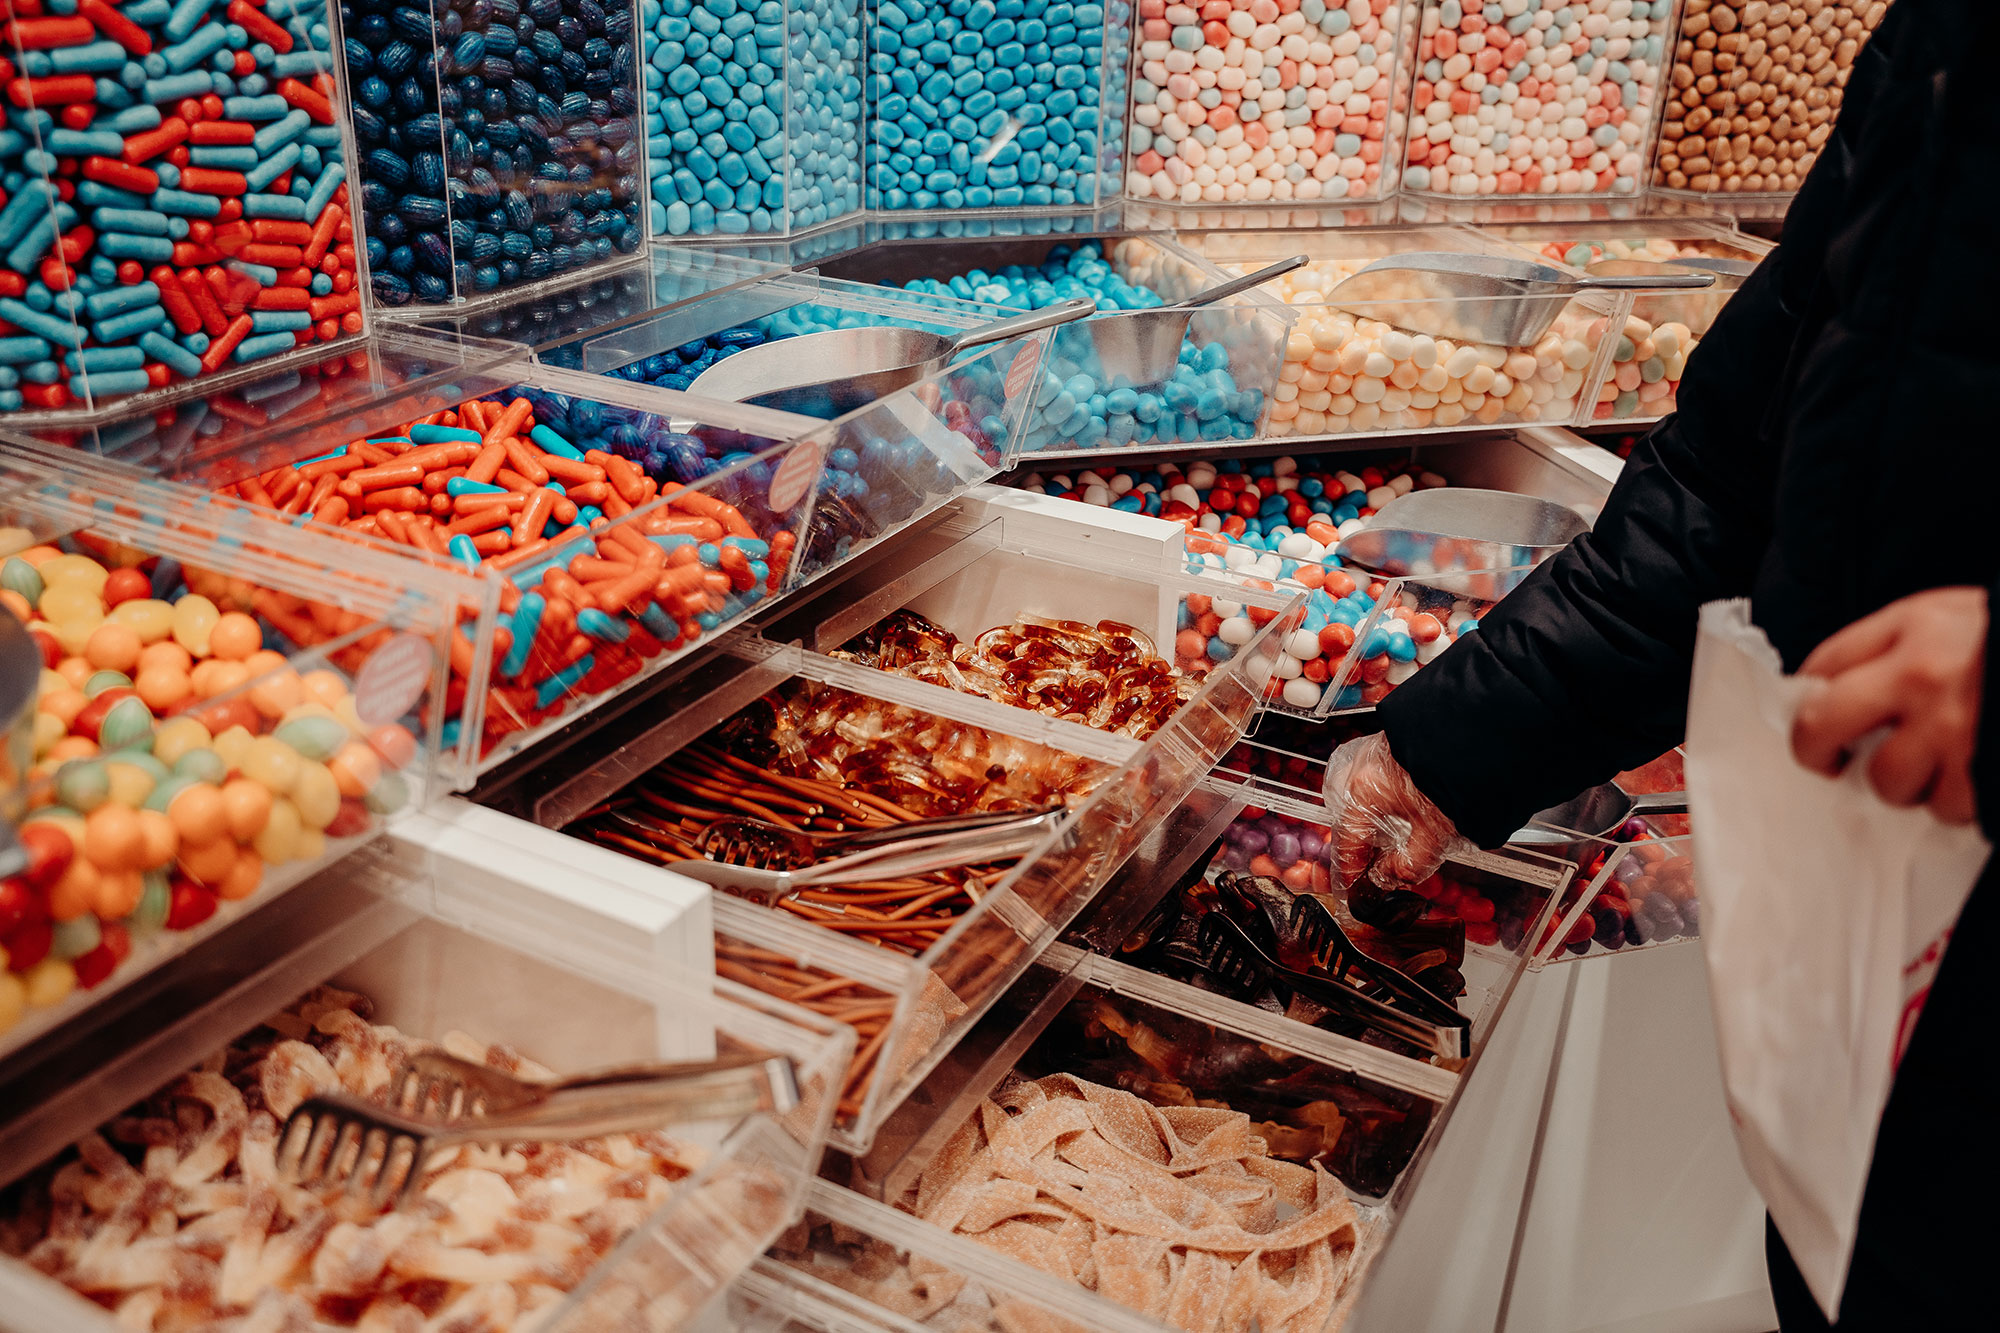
(0, 0, 358, 410)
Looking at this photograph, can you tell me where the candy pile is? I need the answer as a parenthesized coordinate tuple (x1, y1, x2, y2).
(0, 986, 754, 1329)
(601, 321, 769, 390)
(1203, 253, 1598, 436)
(340, 0, 644, 306)
(1545, 836, 1695, 954)
(1128, 0, 1410, 205)
(837, 608, 1202, 740)
(1403, 0, 1671, 197)
(775, 1072, 1365, 1330)
(0, 0, 356, 410)
(1654, 0, 1887, 195)
(1015, 453, 1466, 709)
(902, 241, 1271, 450)
(0, 545, 417, 1034)
(867, 0, 1115, 213)
(642, 0, 863, 236)
(212, 392, 801, 761)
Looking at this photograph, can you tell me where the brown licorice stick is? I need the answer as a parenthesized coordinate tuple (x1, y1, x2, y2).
(788, 975, 875, 1003)
(840, 1023, 894, 1102)
(663, 760, 827, 817)
(691, 747, 895, 824)
(639, 780, 796, 828)
(716, 958, 835, 993)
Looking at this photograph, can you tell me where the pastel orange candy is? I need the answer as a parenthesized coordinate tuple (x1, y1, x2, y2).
(177, 835, 238, 886)
(217, 847, 262, 901)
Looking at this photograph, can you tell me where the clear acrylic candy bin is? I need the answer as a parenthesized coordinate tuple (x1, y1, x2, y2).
(1125, 0, 1422, 211)
(1526, 749, 1695, 963)
(864, 0, 1133, 219)
(640, 0, 867, 239)
(1173, 224, 1624, 441)
(0, 452, 456, 1070)
(0, 0, 366, 417)
(0, 820, 851, 1332)
(1477, 217, 1771, 425)
(336, 0, 649, 309)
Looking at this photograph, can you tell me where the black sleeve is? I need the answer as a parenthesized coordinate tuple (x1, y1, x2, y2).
(1377, 2, 1918, 849)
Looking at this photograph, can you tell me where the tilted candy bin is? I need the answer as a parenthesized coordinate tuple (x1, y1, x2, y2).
(0, 826, 852, 1332)
(0, 454, 456, 1061)
(1126, 0, 1421, 210)
(1401, 0, 1680, 200)
(0, 0, 364, 415)
(1174, 226, 1621, 440)
(864, 0, 1132, 217)
(641, 0, 866, 238)
(1478, 217, 1771, 424)
(336, 0, 647, 308)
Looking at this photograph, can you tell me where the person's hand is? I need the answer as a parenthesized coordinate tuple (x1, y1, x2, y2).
(1790, 587, 1986, 824)
(1322, 733, 1468, 894)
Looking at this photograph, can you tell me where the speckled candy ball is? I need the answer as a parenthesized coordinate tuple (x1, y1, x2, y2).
(1403, 0, 1669, 197)
(642, 0, 864, 236)
(868, 0, 1114, 212)
(1127, 0, 1411, 205)
(341, 0, 644, 305)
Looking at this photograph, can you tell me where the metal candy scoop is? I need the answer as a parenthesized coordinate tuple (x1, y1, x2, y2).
(1325, 251, 1715, 345)
(1586, 256, 1757, 281)
(686, 297, 1097, 417)
(1334, 489, 1591, 594)
(1085, 255, 1308, 385)
(1510, 785, 1687, 845)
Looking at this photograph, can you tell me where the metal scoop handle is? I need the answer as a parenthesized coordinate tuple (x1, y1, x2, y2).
(1168, 254, 1309, 310)
(943, 297, 1097, 357)
(1570, 271, 1716, 291)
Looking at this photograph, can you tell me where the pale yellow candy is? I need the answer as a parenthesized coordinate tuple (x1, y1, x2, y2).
(151, 717, 212, 768)
(253, 795, 302, 863)
(39, 582, 105, 626)
(171, 594, 220, 657)
(293, 827, 325, 863)
(290, 761, 340, 830)
(32, 711, 63, 757)
(37, 668, 67, 698)
(241, 736, 300, 792)
(277, 701, 341, 728)
(47, 617, 102, 657)
(24, 811, 85, 848)
(37, 554, 108, 594)
(24, 957, 75, 1008)
(105, 761, 155, 808)
(0, 971, 24, 1033)
(211, 724, 256, 774)
(108, 598, 176, 644)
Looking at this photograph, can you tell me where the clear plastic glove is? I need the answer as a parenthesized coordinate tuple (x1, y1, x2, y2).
(1322, 734, 1472, 927)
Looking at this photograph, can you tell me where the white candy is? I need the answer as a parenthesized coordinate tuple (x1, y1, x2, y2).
(1387, 659, 1420, 685)
(1283, 677, 1323, 708)
(1082, 484, 1112, 505)
(1219, 615, 1257, 646)
(1284, 628, 1321, 660)
(1168, 482, 1202, 508)
(1212, 597, 1244, 619)
(1277, 533, 1316, 560)
(1272, 653, 1302, 679)
(1223, 544, 1260, 572)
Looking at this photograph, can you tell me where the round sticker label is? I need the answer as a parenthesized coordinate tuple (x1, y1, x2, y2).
(768, 440, 822, 512)
(354, 633, 432, 728)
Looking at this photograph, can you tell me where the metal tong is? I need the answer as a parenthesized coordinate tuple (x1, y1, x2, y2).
(664, 807, 1068, 904)
(278, 1049, 799, 1210)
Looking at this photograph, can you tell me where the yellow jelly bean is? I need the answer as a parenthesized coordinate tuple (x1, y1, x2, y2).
(109, 597, 177, 644)
(151, 717, 212, 768)
(241, 736, 300, 792)
(171, 594, 220, 657)
(211, 725, 255, 774)
(0, 972, 23, 1033)
(32, 711, 63, 757)
(104, 761, 155, 808)
(24, 957, 75, 1008)
(39, 583, 104, 625)
(37, 554, 108, 594)
(290, 761, 341, 830)
(37, 667, 66, 697)
(252, 795, 302, 864)
(293, 827, 325, 863)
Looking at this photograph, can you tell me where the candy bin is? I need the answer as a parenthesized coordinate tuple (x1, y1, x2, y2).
(1401, 0, 1680, 199)
(1479, 217, 1770, 422)
(823, 235, 1291, 455)
(1321, 567, 1500, 709)
(1528, 750, 1694, 961)
(1175, 226, 1620, 439)
(0, 0, 363, 415)
(1651, 0, 1889, 198)
(336, 0, 646, 309)
(640, 0, 865, 237)
(1125, 0, 1422, 208)
(0, 455, 454, 1060)
(864, 0, 1132, 217)
(0, 827, 853, 1332)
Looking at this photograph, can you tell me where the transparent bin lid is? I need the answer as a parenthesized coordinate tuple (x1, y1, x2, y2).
(0, 455, 457, 1069)
(0, 830, 850, 1333)
(1529, 750, 1695, 966)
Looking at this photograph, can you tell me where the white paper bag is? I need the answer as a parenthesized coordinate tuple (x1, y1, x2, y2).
(1686, 600, 1989, 1318)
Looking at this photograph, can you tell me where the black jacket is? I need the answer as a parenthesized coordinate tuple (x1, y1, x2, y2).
(1382, 0, 2000, 848)
(1376, 7, 2000, 1320)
